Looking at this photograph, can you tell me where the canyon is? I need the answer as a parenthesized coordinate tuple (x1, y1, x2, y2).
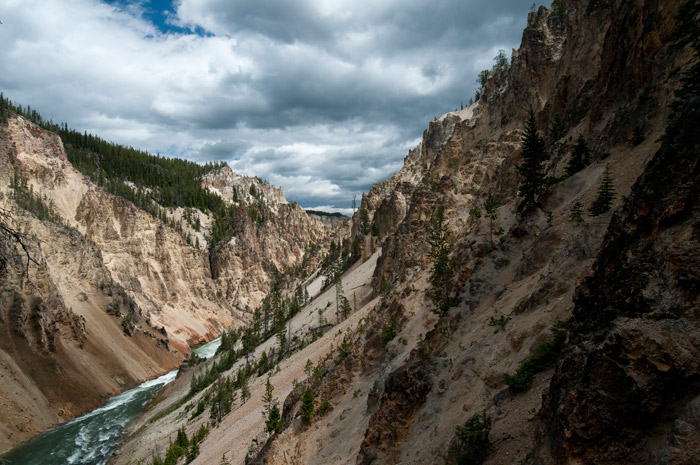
(1, 0, 698, 464)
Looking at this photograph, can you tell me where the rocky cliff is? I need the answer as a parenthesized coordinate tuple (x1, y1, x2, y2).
(0, 119, 183, 451)
(203, 165, 331, 313)
(236, 1, 696, 464)
(535, 97, 700, 465)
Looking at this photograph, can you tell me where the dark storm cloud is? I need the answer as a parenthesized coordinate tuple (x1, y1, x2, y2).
(177, 0, 333, 43)
(175, 0, 528, 131)
(1, 0, 531, 212)
(198, 139, 253, 160)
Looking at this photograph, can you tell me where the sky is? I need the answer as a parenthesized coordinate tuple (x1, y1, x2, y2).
(0, 0, 531, 214)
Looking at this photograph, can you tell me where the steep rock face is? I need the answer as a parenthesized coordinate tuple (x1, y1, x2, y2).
(489, 0, 677, 145)
(71, 188, 235, 351)
(203, 166, 287, 206)
(366, 0, 683, 296)
(206, 166, 331, 314)
(0, 211, 184, 447)
(0, 117, 227, 451)
(358, 361, 433, 464)
(536, 98, 700, 465)
(320, 0, 687, 463)
(4, 116, 236, 352)
(234, 2, 692, 464)
(306, 211, 349, 229)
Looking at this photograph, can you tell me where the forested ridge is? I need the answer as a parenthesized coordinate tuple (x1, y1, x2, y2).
(0, 94, 245, 247)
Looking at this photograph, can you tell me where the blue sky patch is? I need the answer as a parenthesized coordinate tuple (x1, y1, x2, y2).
(102, 0, 202, 35)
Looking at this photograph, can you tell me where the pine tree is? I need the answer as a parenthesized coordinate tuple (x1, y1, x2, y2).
(516, 111, 548, 214)
(359, 207, 370, 235)
(335, 275, 347, 323)
(186, 441, 199, 463)
(262, 375, 275, 418)
(547, 115, 568, 176)
(493, 49, 509, 71)
(340, 295, 352, 320)
(210, 377, 235, 423)
(565, 134, 591, 177)
(175, 426, 189, 449)
(241, 378, 251, 403)
(589, 165, 616, 216)
(483, 194, 501, 247)
(0, 92, 7, 123)
(266, 404, 283, 433)
(669, 0, 700, 114)
(550, 0, 567, 29)
(276, 324, 287, 357)
(427, 206, 453, 315)
(351, 236, 361, 260)
(301, 387, 315, 425)
(569, 202, 583, 224)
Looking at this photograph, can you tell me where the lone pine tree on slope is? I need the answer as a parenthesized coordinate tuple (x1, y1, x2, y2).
(565, 134, 591, 177)
(517, 110, 548, 214)
(589, 164, 616, 216)
(428, 206, 453, 315)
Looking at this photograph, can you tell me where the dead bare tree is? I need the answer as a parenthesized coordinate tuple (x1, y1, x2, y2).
(0, 206, 36, 275)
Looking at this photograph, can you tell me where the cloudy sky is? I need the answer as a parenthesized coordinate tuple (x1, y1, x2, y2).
(1, 0, 530, 213)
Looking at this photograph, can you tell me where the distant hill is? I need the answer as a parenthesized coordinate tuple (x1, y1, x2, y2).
(305, 209, 347, 218)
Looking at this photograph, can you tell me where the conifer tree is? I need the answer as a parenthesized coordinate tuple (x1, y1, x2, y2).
(589, 165, 616, 216)
(301, 387, 315, 425)
(266, 404, 283, 434)
(569, 202, 583, 224)
(340, 295, 352, 320)
(427, 206, 453, 315)
(175, 426, 189, 449)
(547, 115, 568, 176)
(262, 375, 275, 418)
(483, 194, 501, 247)
(565, 134, 591, 177)
(516, 111, 547, 214)
(241, 378, 251, 403)
(187, 442, 199, 463)
(0, 93, 7, 123)
(669, 0, 700, 114)
(359, 207, 370, 235)
(210, 377, 235, 423)
(550, 0, 567, 29)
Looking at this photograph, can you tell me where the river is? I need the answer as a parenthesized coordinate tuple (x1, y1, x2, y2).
(0, 337, 221, 465)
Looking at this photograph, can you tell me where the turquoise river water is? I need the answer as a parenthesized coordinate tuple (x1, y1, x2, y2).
(0, 337, 221, 465)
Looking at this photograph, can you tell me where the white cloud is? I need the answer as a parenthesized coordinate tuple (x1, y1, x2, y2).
(0, 0, 529, 209)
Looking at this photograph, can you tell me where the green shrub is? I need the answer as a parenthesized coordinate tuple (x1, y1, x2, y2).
(381, 315, 399, 345)
(451, 411, 491, 465)
(488, 315, 506, 330)
(504, 321, 567, 392)
(569, 202, 583, 224)
(318, 400, 333, 416)
(301, 387, 315, 425)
